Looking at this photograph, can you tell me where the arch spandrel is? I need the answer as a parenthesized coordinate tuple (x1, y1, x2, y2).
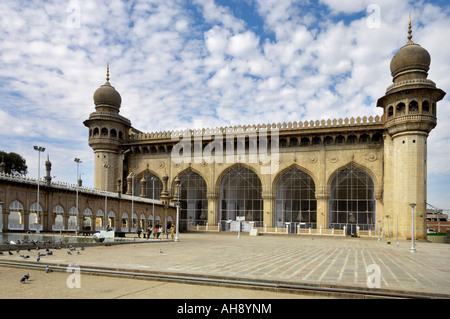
(271, 164, 318, 197)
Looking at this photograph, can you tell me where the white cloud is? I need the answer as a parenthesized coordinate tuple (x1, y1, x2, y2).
(0, 0, 449, 207)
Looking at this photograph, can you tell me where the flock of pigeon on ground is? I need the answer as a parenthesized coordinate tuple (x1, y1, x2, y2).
(0, 238, 86, 284)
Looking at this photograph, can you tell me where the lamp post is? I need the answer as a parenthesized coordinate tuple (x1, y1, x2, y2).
(74, 158, 82, 231)
(130, 172, 135, 231)
(385, 215, 390, 244)
(396, 213, 399, 247)
(74, 158, 82, 214)
(34, 146, 45, 233)
(410, 203, 416, 253)
(103, 164, 110, 230)
(174, 176, 180, 242)
(151, 177, 157, 229)
(377, 220, 382, 242)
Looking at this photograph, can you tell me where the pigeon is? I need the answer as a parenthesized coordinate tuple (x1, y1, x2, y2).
(8, 251, 13, 255)
(20, 276, 26, 284)
(159, 249, 163, 254)
(36, 256, 40, 262)
(76, 250, 80, 255)
(67, 251, 72, 255)
(45, 265, 51, 273)
(80, 247, 85, 251)
(46, 251, 53, 256)
(20, 255, 30, 259)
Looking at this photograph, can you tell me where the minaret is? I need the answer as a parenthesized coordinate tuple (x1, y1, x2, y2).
(45, 154, 52, 187)
(378, 17, 445, 239)
(83, 65, 131, 191)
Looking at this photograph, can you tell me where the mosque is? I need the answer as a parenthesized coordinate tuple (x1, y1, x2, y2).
(84, 21, 445, 239)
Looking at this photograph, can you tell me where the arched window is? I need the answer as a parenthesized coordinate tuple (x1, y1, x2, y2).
(387, 106, 394, 117)
(329, 165, 375, 234)
(336, 135, 345, 144)
(101, 127, 108, 137)
(219, 166, 262, 229)
(396, 102, 406, 115)
(290, 137, 298, 147)
(8, 200, 24, 228)
(133, 172, 163, 199)
(176, 170, 208, 229)
(348, 135, 357, 144)
(422, 101, 430, 114)
(312, 136, 321, 145)
(110, 129, 117, 138)
(359, 134, 370, 143)
(275, 167, 316, 230)
(324, 136, 333, 144)
(300, 137, 309, 146)
(409, 100, 418, 114)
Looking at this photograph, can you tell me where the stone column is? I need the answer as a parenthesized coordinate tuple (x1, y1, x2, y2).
(262, 192, 275, 228)
(207, 192, 218, 227)
(315, 193, 330, 230)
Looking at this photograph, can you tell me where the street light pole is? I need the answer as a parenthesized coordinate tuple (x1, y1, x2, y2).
(130, 172, 135, 231)
(174, 176, 180, 242)
(385, 215, 390, 244)
(74, 158, 82, 213)
(151, 177, 157, 229)
(103, 164, 110, 230)
(34, 146, 45, 233)
(410, 203, 416, 253)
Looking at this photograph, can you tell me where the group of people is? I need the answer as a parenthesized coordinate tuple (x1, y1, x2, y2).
(136, 224, 175, 240)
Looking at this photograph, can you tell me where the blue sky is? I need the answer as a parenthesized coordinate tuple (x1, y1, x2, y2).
(0, 0, 449, 211)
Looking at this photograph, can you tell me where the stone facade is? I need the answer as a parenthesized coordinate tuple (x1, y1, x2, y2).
(0, 172, 175, 233)
(84, 25, 445, 239)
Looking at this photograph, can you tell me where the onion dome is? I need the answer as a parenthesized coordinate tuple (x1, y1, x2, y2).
(390, 17, 431, 82)
(93, 65, 122, 110)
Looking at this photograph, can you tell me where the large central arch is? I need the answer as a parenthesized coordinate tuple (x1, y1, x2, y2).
(219, 165, 263, 230)
(329, 164, 376, 234)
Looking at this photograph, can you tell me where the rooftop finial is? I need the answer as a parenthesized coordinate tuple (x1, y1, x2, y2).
(106, 63, 110, 83)
(407, 13, 413, 43)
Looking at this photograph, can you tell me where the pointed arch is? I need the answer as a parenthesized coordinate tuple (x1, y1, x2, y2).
(328, 162, 376, 233)
(218, 164, 263, 229)
(133, 169, 163, 199)
(175, 168, 208, 230)
(274, 165, 317, 230)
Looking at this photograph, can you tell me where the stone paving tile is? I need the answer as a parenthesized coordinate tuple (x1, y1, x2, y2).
(1, 232, 449, 296)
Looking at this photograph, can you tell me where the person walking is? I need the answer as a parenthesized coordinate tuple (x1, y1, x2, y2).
(170, 224, 175, 240)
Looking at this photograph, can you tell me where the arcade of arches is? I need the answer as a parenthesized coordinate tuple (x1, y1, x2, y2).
(128, 163, 377, 235)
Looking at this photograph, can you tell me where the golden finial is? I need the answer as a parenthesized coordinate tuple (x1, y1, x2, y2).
(106, 64, 110, 83)
(407, 13, 413, 43)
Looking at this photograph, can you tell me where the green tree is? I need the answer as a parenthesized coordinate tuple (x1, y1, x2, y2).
(0, 151, 28, 175)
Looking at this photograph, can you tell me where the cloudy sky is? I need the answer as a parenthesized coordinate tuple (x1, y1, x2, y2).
(1, 0, 449, 210)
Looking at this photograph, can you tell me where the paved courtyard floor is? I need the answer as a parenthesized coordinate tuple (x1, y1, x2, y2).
(0, 232, 449, 299)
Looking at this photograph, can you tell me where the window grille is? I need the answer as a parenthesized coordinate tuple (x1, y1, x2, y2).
(275, 167, 317, 230)
(329, 164, 375, 233)
(219, 165, 263, 227)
